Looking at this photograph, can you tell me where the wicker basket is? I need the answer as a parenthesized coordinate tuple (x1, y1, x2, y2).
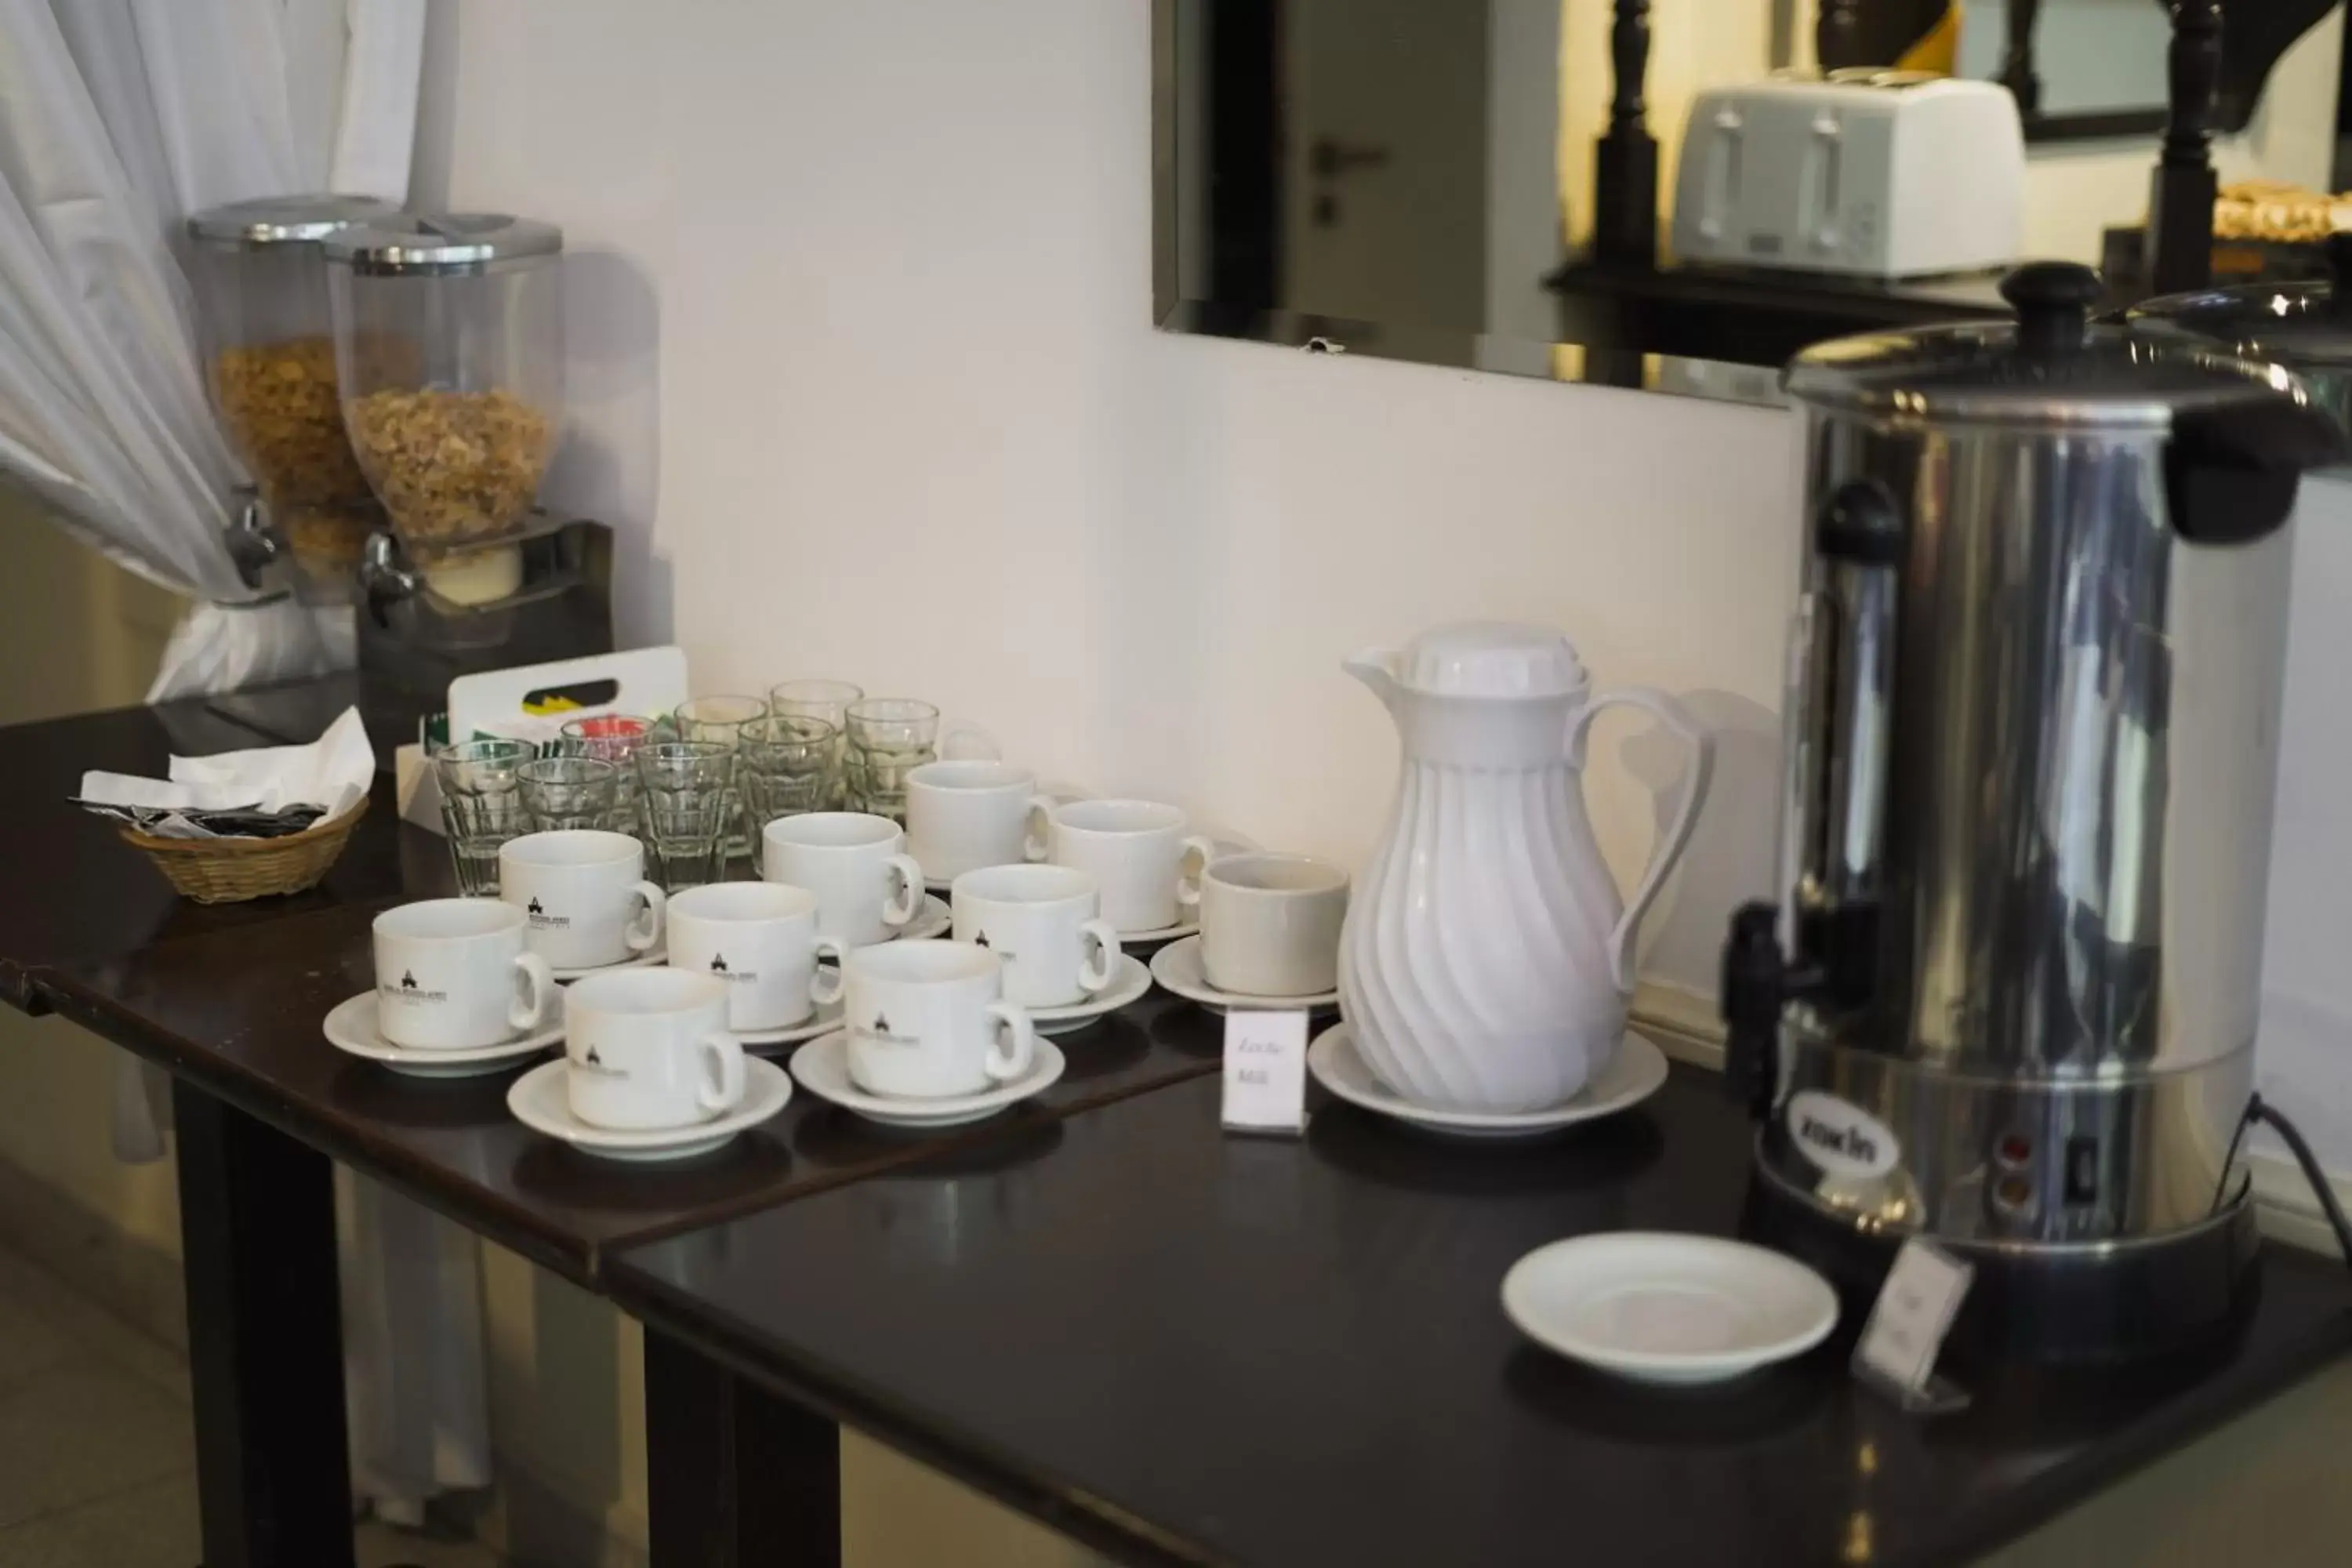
(122, 797, 369, 905)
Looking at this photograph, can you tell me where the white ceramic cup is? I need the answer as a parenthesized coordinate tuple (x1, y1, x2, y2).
(1198, 853, 1350, 997)
(562, 967, 745, 1130)
(1045, 799, 1216, 934)
(499, 829, 666, 971)
(666, 882, 850, 1033)
(949, 864, 1120, 1007)
(842, 939, 1036, 1099)
(903, 760, 1055, 883)
(372, 898, 555, 1050)
(761, 812, 924, 946)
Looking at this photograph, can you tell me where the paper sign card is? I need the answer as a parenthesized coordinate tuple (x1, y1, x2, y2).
(1853, 1236, 1973, 1409)
(1221, 1011, 1310, 1136)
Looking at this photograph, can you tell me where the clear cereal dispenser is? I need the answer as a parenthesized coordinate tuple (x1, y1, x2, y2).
(187, 194, 399, 599)
(323, 214, 565, 591)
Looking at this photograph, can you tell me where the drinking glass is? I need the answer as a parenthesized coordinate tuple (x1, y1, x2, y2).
(434, 738, 536, 895)
(739, 714, 839, 830)
(768, 680, 862, 807)
(677, 695, 768, 857)
(517, 755, 621, 832)
(559, 713, 655, 840)
(843, 698, 940, 823)
(637, 741, 737, 891)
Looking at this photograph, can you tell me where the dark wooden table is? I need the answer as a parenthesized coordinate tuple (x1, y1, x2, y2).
(0, 682, 1221, 1566)
(38, 898, 1218, 1566)
(611, 1069, 2352, 1568)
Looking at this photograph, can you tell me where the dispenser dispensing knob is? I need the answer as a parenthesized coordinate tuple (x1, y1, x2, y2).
(1721, 902, 1787, 1118)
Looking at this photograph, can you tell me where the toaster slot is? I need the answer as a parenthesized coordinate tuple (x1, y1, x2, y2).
(1804, 111, 1844, 255)
(1700, 107, 1745, 242)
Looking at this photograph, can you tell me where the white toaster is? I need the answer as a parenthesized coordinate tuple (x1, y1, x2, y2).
(1670, 71, 2025, 280)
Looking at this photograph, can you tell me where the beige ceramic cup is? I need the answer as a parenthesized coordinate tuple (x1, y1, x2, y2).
(1198, 853, 1348, 997)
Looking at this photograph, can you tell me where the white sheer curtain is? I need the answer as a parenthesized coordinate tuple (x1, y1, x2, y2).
(0, 0, 492, 1525)
(0, 0, 422, 696)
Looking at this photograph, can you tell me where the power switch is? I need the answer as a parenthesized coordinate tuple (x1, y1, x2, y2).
(2063, 1137, 2100, 1206)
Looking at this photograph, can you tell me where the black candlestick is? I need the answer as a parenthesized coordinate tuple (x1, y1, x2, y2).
(2148, 0, 2222, 295)
(1592, 0, 1658, 267)
(1998, 0, 2043, 118)
(1817, 0, 1864, 71)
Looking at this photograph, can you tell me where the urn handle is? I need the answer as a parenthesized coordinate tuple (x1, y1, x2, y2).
(1569, 688, 1715, 992)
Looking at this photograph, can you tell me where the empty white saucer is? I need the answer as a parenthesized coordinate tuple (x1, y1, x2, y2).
(1501, 1233, 1839, 1385)
(324, 993, 562, 1078)
(1028, 954, 1152, 1036)
(506, 1056, 793, 1162)
(1118, 913, 1199, 946)
(789, 1030, 1065, 1128)
(733, 996, 845, 1050)
(1307, 1022, 1668, 1141)
(551, 944, 666, 982)
(1150, 935, 1338, 1014)
(868, 895, 950, 946)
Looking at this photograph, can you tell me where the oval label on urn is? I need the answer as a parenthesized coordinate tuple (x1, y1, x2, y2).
(1786, 1091, 1900, 1180)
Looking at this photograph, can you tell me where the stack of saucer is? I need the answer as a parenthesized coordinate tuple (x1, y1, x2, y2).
(509, 967, 791, 1162)
(791, 940, 1065, 1128)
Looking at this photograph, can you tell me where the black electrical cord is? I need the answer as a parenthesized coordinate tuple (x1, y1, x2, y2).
(2222, 1094, 2352, 1273)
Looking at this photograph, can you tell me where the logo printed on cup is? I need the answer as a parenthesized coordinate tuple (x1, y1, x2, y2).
(381, 967, 450, 1006)
(578, 1044, 622, 1076)
(524, 895, 572, 931)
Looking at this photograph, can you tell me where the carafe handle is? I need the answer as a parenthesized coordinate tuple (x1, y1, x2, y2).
(1570, 688, 1715, 993)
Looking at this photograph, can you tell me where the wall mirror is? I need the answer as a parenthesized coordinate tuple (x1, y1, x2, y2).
(1153, 0, 2351, 406)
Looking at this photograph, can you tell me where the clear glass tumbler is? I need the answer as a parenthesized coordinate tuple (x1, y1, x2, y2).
(559, 713, 655, 841)
(434, 738, 537, 895)
(768, 680, 862, 807)
(739, 715, 838, 832)
(637, 741, 737, 891)
(676, 695, 768, 858)
(844, 698, 940, 824)
(517, 755, 620, 832)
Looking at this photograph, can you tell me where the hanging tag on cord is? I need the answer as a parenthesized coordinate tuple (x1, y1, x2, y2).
(1221, 1011, 1310, 1136)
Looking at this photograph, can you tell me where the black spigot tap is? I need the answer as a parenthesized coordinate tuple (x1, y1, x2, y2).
(1722, 903, 1793, 1120)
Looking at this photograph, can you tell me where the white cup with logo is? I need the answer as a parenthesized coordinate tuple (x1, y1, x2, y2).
(949, 864, 1120, 1007)
(903, 761, 1056, 883)
(499, 829, 666, 971)
(562, 967, 745, 1130)
(1199, 853, 1349, 996)
(842, 939, 1036, 1099)
(1044, 799, 1216, 933)
(372, 898, 556, 1049)
(666, 882, 851, 1033)
(761, 812, 924, 946)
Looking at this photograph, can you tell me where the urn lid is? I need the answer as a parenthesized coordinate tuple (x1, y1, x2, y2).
(1399, 622, 1587, 699)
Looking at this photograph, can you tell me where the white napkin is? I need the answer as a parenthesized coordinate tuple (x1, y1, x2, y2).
(80, 707, 375, 831)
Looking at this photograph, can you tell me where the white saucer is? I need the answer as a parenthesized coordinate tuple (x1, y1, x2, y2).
(551, 944, 666, 982)
(733, 996, 845, 1050)
(505, 1056, 793, 1162)
(1307, 1022, 1668, 1141)
(1027, 954, 1152, 1036)
(1118, 913, 1200, 946)
(1149, 935, 1338, 1014)
(867, 894, 950, 946)
(788, 1030, 1065, 1128)
(1501, 1233, 1839, 1385)
(324, 993, 564, 1078)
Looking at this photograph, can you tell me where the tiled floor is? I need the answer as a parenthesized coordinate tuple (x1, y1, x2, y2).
(0, 1238, 498, 1568)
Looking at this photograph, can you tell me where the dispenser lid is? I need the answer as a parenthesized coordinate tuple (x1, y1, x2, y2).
(321, 213, 563, 276)
(1785, 261, 2311, 431)
(187, 194, 399, 248)
(2127, 234, 2352, 370)
(1398, 622, 1588, 699)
